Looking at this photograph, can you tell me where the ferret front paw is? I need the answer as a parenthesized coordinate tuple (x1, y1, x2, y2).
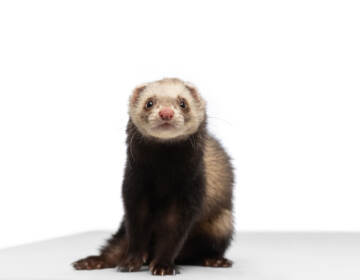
(118, 254, 144, 272)
(203, 257, 233, 267)
(72, 255, 114, 270)
(150, 261, 177, 276)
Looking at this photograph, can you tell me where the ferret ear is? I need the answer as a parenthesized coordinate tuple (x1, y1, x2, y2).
(185, 82, 201, 103)
(130, 84, 147, 105)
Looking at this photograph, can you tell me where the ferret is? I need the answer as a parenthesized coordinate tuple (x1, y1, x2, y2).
(73, 78, 234, 275)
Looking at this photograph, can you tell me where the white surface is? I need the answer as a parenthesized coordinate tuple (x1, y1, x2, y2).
(1, 0, 360, 249)
(1, 231, 360, 280)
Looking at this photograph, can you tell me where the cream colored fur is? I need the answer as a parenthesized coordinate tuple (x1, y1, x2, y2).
(129, 78, 206, 140)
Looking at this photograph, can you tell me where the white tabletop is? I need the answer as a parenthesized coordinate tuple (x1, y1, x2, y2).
(1, 231, 359, 280)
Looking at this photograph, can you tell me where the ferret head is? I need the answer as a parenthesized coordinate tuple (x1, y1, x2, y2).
(129, 78, 206, 141)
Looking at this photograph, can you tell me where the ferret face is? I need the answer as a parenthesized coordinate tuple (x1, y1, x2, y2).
(129, 78, 206, 141)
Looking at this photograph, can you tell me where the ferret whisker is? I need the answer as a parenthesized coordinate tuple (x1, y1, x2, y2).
(207, 115, 233, 126)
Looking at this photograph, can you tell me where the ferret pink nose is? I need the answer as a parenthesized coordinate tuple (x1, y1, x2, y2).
(159, 107, 174, 120)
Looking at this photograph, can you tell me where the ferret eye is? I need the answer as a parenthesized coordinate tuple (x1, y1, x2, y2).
(180, 101, 186, 109)
(146, 100, 153, 108)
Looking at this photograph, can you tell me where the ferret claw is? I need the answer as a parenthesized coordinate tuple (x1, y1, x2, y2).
(203, 257, 233, 268)
(150, 262, 176, 276)
(72, 256, 112, 270)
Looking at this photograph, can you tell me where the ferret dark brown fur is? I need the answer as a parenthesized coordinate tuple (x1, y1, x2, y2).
(73, 78, 234, 275)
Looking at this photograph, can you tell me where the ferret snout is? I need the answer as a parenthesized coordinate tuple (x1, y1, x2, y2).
(159, 107, 174, 121)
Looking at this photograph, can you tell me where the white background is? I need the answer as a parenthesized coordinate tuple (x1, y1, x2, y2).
(0, 0, 359, 249)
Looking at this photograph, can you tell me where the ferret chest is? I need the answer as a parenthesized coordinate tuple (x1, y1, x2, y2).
(132, 143, 202, 195)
